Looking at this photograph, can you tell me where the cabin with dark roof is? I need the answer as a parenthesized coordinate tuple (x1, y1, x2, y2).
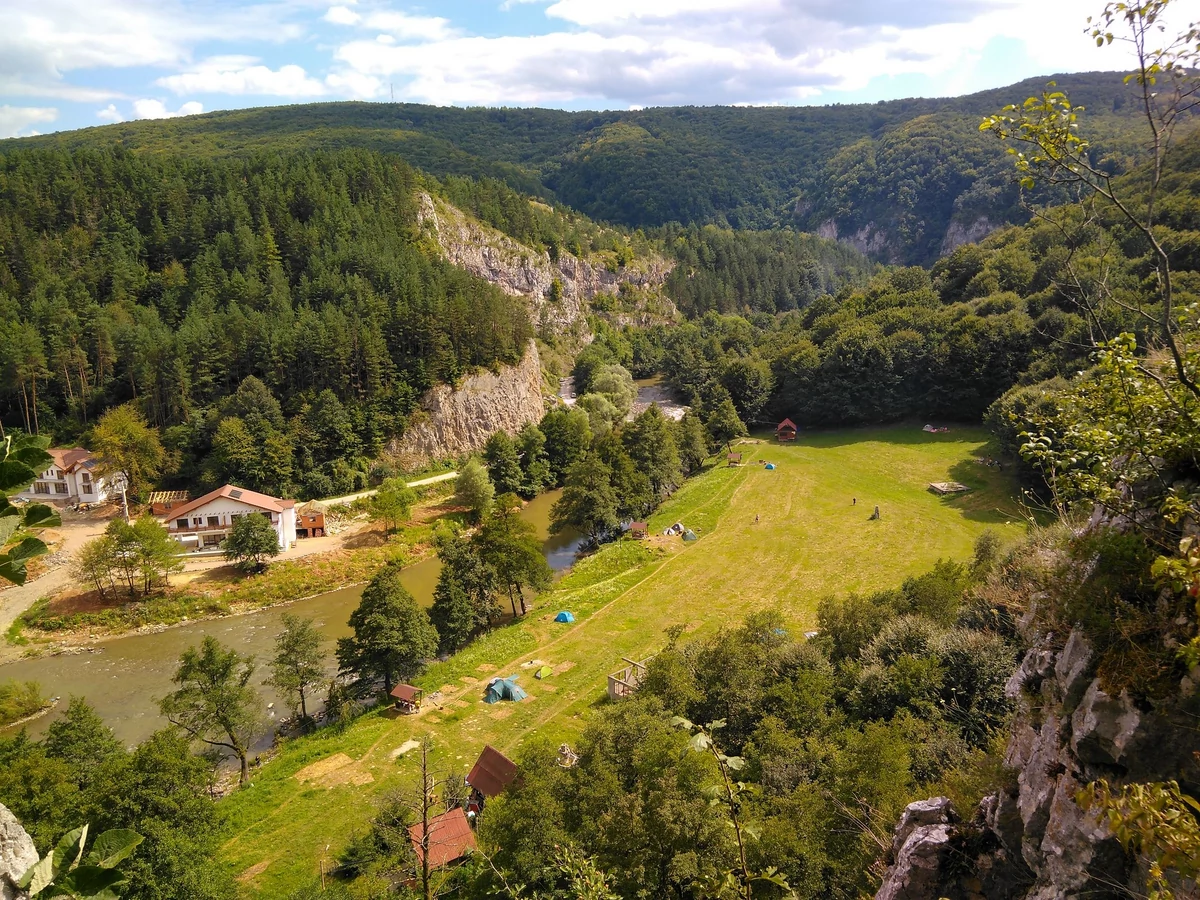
(776, 418, 798, 441)
(727, 452, 743, 467)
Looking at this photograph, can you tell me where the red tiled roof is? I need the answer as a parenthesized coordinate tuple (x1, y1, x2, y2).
(390, 684, 421, 702)
(408, 807, 477, 868)
(776, 418, 797, 431)
(466, 745, 518, 799)
(161, 484, 295, 522)
(49, 448, 96, 472)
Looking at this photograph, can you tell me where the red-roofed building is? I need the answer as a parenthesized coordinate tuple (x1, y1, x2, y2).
(158, 484, 297, 552)
(776, 419, 798, 441)
(466, 745, 518, 814)
(408, 807, 477, 869)
(16, 447, 113, 506)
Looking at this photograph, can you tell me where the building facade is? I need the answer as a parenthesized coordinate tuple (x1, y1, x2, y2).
(160, 485, 297, 552)
(15, 448, 112, 506)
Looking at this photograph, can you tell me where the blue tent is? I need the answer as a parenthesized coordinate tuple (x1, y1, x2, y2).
(554, 611, 575, 623)
(765, 463, 776, 470)
(483, 677, 527, 704)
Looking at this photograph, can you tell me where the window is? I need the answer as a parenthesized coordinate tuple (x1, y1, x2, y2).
(176, 519, 189, 530)
(34, 483, 50, 495)
(82, 483, 93, 495)
(202, 535, 222, 547)
(54, 483, 68, 494)
(192, 518, 203, 526)
(207, 516, 220, 528)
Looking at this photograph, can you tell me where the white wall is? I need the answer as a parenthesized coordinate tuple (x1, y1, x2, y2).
(166, 496, 295, 550)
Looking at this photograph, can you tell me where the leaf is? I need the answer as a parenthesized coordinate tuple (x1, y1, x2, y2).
(17, 855, 55, 894)
(724, 755, 745, 772)
(85, 830, 143, 869)
(59, 865, 128, 899)
(669, 715, 693, 731)
(0, 459, 39, 494)
(51, 824, 88, 876)
(0, 537, 49, 585)
(688, 732, 711, 753)
(22, 503, 61, 529)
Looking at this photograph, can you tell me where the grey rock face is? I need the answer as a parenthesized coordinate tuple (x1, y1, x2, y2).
(876, 799, 955, 900)
(1070, 682, 1141, 766)
(0, 804, 37, 900)
(1054, 631, 1093, 713)
(393, 340, 546, 462)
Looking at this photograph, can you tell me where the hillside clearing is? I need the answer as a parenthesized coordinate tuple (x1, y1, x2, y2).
(217, 425, 1021, 897)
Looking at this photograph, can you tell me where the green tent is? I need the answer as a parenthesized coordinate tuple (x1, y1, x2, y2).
(535, 665, 553, 679)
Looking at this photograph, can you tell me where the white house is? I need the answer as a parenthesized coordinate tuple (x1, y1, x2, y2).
(16, 448, 112, 506)
(160, 484, 297, 553)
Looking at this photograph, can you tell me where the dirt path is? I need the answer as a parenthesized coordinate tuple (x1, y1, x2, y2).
(316, 471, 458, 509)
(0, 518, 109, 638)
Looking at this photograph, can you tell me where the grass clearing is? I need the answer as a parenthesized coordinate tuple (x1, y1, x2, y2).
(216, 425, 1022, 897)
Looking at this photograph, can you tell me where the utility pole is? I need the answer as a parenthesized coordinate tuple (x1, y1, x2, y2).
(419, 738, 432, 900)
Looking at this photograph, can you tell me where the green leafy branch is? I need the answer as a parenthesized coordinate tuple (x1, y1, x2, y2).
(0, 433, 61, 585)
(672, 717, 794, 900)
(17, 824, 143, 900)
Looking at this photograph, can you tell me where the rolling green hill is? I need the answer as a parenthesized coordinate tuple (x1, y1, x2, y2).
(6, 72, 1160, 263)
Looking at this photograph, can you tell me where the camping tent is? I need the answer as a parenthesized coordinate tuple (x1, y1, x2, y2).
(484, 677, 527, 703)
(682, 530, 698, 542)
(535, 665, 553, 679)
(554, 611, 575, 623)
(764, 463, 776, 470)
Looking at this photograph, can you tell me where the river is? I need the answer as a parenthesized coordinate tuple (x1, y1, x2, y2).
(0, 490, 584, 746)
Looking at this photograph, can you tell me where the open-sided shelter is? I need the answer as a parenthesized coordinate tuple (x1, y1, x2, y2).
(408, 807, 477, 869)
(389, 683, 423, 713)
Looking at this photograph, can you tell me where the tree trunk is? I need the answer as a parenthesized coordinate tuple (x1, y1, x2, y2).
(299, 686, 308, 720)
(238, 750, 250, 785)
(508, 585, 518, 618)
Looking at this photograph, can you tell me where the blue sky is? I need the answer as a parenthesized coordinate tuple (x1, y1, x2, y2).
(0, 0, 1187, 138)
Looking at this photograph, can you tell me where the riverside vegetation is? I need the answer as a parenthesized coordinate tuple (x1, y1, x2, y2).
(3, 1, 1200, 898)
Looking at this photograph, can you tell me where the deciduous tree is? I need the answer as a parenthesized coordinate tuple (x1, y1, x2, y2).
(160, 636, 262, 785)
(337, 564, 439, 693)
(90, 404, 164, 497)
(223, 514, 280, 573)
(266, 615, 327, 721)
(454, 457, 495, 523)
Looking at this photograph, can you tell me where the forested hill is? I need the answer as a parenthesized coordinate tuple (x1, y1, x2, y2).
(7, 72, 1160, 264)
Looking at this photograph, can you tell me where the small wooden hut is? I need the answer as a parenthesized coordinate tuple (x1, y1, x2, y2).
(390, 683, 423, 714)
(630, 522, 648, 540)
(295, 501, 326, 538)
(727, 452, 743, 467)
(408, 808, 477, 870)
(775, 418, 798, 441)
(466, 745, 519, 814)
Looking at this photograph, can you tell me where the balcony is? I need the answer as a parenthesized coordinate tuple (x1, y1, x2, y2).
(169, 523, 232, 534)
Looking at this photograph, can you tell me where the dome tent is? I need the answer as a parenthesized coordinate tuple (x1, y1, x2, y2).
(554, 611, 575, 623)
(483, 676, 527, 703)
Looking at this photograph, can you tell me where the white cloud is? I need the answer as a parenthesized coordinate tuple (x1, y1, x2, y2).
(324, 70, 383, 99)
(326, 0, 1160, 108)
(0, 104, 57, 138)
(157, 58, 329, 97)
(360, 11, 456, 42)
(96, 103, 124, 123)
(133, 99, 203, 119)
(324, 5, 361, 25)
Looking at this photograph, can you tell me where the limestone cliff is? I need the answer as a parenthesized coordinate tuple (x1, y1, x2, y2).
(416, 193, 674, 341)
(392, 339, 546, 462)
(940, 216, 999, 255)
(0, 804, 36, 900)
(876, 626, 1200, 900)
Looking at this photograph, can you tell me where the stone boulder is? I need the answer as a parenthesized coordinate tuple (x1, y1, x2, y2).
(876, 798, 957, 900)
(0, 804, 37, 900)
(1070, 682, 1140, 767)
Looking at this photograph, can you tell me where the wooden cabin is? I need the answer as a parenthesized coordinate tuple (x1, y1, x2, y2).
(466, 745, 518, 815)
(408, 808, 477, 870)
(727, 452, 743, 467)
(295, 501, 326, 538)
(390, 683, 423, 714)
(630, 522, 648, 540)
(776, 418, 798, 441)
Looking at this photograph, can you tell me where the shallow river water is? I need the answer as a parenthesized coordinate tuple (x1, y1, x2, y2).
(1, 490, 583, 746)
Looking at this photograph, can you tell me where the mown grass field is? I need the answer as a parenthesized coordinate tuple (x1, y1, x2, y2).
(217, 425, 1022, 897)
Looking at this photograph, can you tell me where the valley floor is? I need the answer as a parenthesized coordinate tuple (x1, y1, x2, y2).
(217, 424, 1021, 897)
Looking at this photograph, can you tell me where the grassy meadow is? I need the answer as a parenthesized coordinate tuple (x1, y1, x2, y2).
(218, 425, 1022, 897)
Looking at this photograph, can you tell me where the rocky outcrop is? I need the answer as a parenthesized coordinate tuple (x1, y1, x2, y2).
(0, 804, 36, 900)
(875, 628, 1200, 900)
(417, 193, 674, 340)
(817, 219, 892, 258)
(940, 216, 998, 254)
(392, 340, 545, 462)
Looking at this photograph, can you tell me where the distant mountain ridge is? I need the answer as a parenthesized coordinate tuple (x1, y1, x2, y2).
(7, 72, 1159, 264)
